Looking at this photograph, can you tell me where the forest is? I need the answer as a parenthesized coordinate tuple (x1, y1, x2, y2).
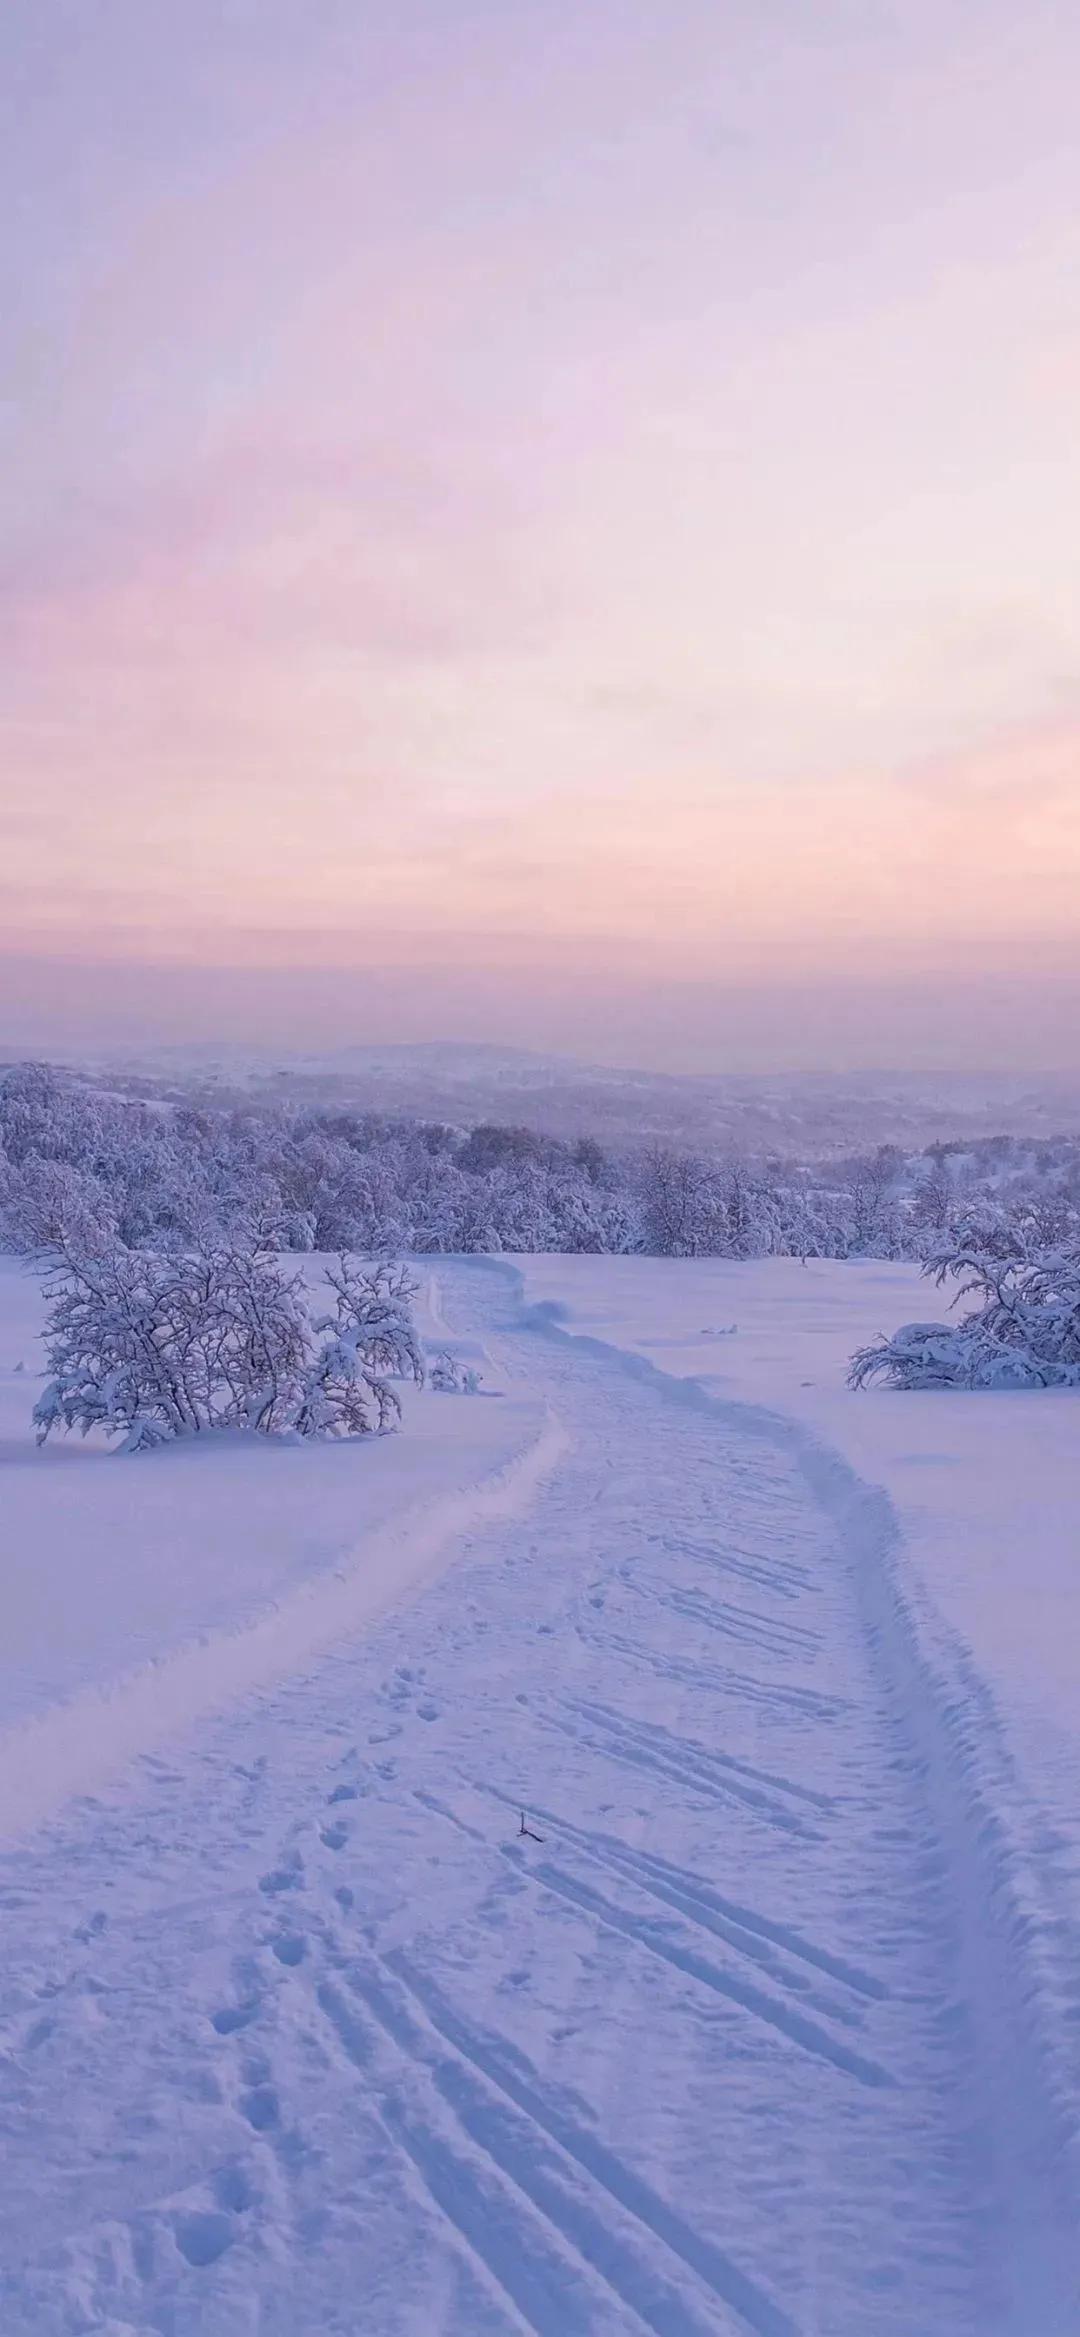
(3, 1057, 1079, 1266)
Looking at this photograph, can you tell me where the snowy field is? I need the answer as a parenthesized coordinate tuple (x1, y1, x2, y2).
(0, 1254, 1077, 2333)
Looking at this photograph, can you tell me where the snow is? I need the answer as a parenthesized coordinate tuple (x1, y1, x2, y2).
(514, 1254, 1080, 2313)
(0, 1258, 548, 1818)
(0, 1254, 1077, 2332)
(514, 1253, 1080, 1953)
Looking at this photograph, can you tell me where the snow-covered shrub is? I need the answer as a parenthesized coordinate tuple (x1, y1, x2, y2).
(34, 1242, 313, 1449)
(296, 1260, 424, 1438)
(849, 1236, 1080, 1390)
(429, 1349, 481, 1394)
(848, 1320, 970, 1390)
(33, 1245, 423, 1450)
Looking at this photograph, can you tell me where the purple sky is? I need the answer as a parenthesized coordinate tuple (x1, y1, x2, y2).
(2, 1, 1079, 1068)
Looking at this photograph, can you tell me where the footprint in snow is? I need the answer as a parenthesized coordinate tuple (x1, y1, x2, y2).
(210, 2003, 258, 2036)
(175, 2209, 235, 2268)
(259, 1851, 304, 1895)
(241, 2083, 280, 2132)
(384, 1666, 421, 1709)
(173, 2162, 255, 2268)
(213, 2164, 253, 2213)
(272, 1934, 306, 1967)
(320, 1822, 349, 1851)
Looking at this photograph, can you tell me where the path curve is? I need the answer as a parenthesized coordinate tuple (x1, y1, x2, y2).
(0, 1259, 1070, 2334)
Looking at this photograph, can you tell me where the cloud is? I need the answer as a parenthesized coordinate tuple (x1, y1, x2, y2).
(2, 424, 559, 679)
(4, 0, 1080, 1068)
(899, 712, 1080, 814)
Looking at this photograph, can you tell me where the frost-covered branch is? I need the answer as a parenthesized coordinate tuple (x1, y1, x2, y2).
(849, 1234, 1080, 1390)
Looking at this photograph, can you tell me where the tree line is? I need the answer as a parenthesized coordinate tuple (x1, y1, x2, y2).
(3, 1059, 1079, 1267)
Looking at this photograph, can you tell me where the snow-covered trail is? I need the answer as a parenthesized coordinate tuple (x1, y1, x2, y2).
(0, 1263, 1061, 2333)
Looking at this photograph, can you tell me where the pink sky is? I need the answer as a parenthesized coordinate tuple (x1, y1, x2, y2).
(2, 0, 1079, 1069)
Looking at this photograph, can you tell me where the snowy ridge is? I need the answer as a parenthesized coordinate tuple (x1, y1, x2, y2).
(0, 1401, 568, 1843)
(494, 1261, 1080, 2323)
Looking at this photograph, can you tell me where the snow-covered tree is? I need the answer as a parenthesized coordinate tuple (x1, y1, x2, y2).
(639, 1146, 707, 1256)
(34, 1242, 313, 1449)
(849, 1231, 1080, 1390)
(0, 1062, 83, 1166)
(909, 1152, 959, 1244)
(429, 1348, 481, 1394)
(843, 1146, 905, 1258)
(8, 1060, 1080, 1276)
(32, 1243, 424, 1450)
(295, 1259, 424, 1437)
(0, 1154, 113, 1255)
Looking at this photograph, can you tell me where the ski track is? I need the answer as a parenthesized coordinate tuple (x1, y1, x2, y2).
(0, 1259, 1075, 2333)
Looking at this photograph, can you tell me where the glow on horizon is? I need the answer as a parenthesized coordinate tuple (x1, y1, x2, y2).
(2, 0, 1079, 1069)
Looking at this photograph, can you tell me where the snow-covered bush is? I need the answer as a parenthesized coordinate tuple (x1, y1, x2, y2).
(33, 1244, 423, 1451)
(429, 1348, 481, 1394)
(34, 1242, 313, 1449)
(296, 1260, 424, 1438)
(849, 1236, 1080, 1390)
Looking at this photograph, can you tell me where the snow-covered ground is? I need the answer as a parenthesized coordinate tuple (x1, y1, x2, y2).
(0, 1255, 1076, 2333)
(516, 1253, 1080, 1960)
(0, 1260, 549, 1832)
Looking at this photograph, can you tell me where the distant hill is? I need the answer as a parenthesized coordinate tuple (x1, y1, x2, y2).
(18, 1040, 1079, 1160)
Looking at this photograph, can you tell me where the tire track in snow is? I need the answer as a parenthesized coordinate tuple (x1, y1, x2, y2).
(570, 1618, 851, 1719)
(318, 1972, 613, 2337)
(562, 1697, 838, 1811)
(625, 1574, 821, 1662)
(654, 1531, 812, 1602)
(314, 1940, 798, 2337)
(450, 1781, 886, 2014)
(798, 1438, 1080, 2323)
(525, 1706, 822, 1840)
(0, 1257, 1009, 2333)
(494, 1847, 893, 2089)
(549, 1694, 836, 1836)
(492, 1258, 1080, 2321)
